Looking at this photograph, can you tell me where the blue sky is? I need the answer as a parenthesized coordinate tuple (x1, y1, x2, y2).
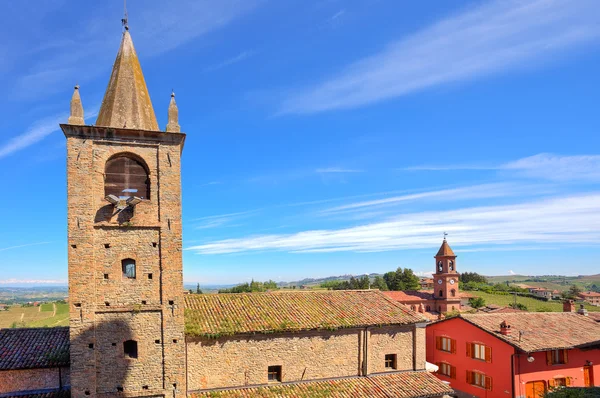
(1, 0, 599, 285)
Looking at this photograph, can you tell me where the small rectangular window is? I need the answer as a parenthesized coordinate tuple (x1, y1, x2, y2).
(467, 370, 492, 391)
(438, 362, 455, 379)
(124, 340, 138, 359)
(384, 354, 397, 370)
(467, 342, 492, 362)
(148, 273, 153, 280)
(104, 274, 109, 280)
(268, 365, 282, 383)
(104, 243, 111, 249)
(436, 336, 455, 353)
(547, 349, 567, 365)
(122, 259, 136, 279)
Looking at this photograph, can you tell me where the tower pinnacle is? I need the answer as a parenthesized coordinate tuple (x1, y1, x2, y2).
(96, 30, 158, 131)
(166, 91, 181, 133)
(68, 85, 85, 125)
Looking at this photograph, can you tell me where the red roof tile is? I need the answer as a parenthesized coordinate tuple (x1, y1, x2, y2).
(579, 291, 600, 297)
(0, 327, 69, 370)
(0, 390, 71, 398)
(383, 291, 432, 302)
(184, 290, 426, 337)
(190, 371, 453, 398)
(435, 240, 455, 257)
(459, 312, 600, 352)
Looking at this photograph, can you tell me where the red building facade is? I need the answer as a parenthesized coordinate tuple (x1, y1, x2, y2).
(427, 312, 600, 397)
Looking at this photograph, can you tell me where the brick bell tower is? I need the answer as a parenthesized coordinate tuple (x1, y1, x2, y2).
(61, 23, 186, 398)
(433, 237, 461, 313)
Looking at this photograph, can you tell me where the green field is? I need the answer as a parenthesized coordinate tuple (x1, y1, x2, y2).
(0, 302, 69, 328)
(469, 291, 600, 312)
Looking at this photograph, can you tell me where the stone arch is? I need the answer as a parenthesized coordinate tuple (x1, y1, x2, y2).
(105, 153, 150, 200)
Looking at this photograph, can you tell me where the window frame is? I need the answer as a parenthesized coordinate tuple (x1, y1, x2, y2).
(267, 365, 282, 383)
(547, 349, 568, 365)
(467, 342, 492, 363)
(122, 258, 136, 279)
(467, 370, 492, 391)
(438, 362, 456, 379)
(384, 354, 397, 370)
(436, 336, 456, 353)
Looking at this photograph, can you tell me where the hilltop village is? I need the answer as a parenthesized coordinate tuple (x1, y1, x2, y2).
(1, 24, 600, 398)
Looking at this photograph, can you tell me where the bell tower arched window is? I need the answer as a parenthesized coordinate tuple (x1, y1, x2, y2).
(105, 155, 150, 199)
(451, 289, 456, 297)
(122, 258, 136, 279)
(439, 290, 443, 297)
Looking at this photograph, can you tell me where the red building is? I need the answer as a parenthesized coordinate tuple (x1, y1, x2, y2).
(426, 311, 600, 397)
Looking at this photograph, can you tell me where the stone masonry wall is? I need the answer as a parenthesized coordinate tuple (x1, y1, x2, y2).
(186, 325, 421, 392)
(367, 325, 416, 374)
(187, 329, 361, 391)
(0, 367, 69, 394)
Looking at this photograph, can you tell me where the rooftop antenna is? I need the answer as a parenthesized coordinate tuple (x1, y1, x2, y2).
(121, 0, 129, 31)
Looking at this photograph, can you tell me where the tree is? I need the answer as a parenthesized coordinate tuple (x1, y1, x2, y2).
(372, 276, 389, 291)
(397, 268, 420, 291)
(562, 284, 582, 299)
(358, 275, 370, 289)
(383, 271, 399, 291)
(196, 283, 203, 294)
(460, 272, 488, 284)
(468, 297, 486, 309)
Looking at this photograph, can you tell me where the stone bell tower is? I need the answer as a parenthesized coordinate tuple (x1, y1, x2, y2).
(61, 25, 186, 398)
(433, 238, 461, 313)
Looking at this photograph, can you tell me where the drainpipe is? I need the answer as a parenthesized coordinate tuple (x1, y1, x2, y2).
(362, 327, 369, 376)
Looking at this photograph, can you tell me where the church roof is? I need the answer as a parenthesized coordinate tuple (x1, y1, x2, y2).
(190, 371, 453, 398)
(96, 30, 159, 131)
(435, 239, 455, 257)
(0, 327, 69, 370)
(184, 290, 426, 338)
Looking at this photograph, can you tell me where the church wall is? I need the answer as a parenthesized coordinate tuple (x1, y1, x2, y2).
(0, 367, 69, 394)
(186, 328, 362, 391)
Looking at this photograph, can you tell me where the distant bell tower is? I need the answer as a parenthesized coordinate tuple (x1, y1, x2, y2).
(61, 23, 186, 398)
(433, 236, 461, 313)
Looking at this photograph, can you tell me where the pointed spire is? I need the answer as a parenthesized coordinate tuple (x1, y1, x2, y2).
(436, 238, 456, 257)
(96, 30, 159, 131)
(166, 91, 181, 133)
(68, 85, 85, 125)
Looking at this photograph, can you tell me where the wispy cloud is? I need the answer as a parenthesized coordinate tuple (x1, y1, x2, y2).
(186, 193, 600, 254)
(204, 50, 256, 72)
(316, 167, 363, 174)
(193, 210, 260, 230)
(0, 242, 51, 253)
(402, 153, 600, 182)
(321, 182, 539, 215)
(0, 106, 98, 160)
(0, 279, 67, 285)
(279, 0, 600, 114)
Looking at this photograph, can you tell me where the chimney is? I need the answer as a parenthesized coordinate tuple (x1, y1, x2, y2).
(563, 299, 575, 313)
(500, 320, 511, 336)
(577, 304, 588, 317)
(418, 303, 425, 313)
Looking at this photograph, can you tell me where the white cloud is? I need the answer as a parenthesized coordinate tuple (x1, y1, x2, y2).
(502, 153, 600, 182)
(193, 210, 260, 230)
(0, 242, 51, 252)
(204, 50, 256, 72)
(0, 279, 67, 285)
(508, 270, 516, 275)
(316, 167, 363, 174)
(186, 193, 600, 254)
(0, 106, 98, 159)
(402, 153, 600, 182)
(321, 183, 538, 215)
(280, 0, 600, 114)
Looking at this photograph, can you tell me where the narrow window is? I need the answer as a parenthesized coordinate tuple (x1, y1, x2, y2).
(148, 273, 153, 280)
(439, 290, 443, 297)
(451, 289, 456, 297)
(384, 354, 397, 370)
(268, 365, 282, 383)
(123, 340, 138, 359)
(122, 258, 136, 279)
